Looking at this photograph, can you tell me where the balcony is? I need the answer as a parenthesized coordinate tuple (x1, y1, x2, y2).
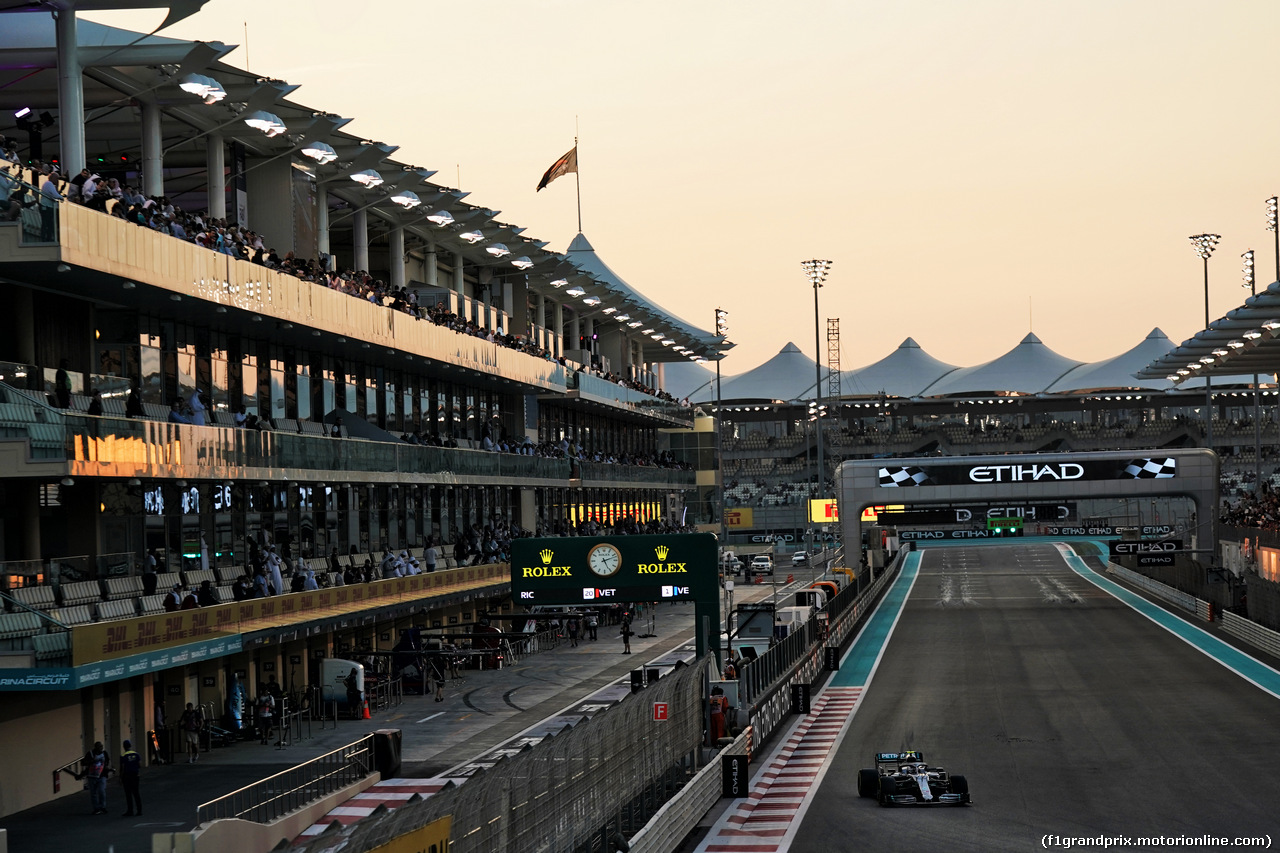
(2, 200, 568, 394)
(563, 370, 693, 427)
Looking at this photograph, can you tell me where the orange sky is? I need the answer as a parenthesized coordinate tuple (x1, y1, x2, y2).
(90, 0, 1280, 378)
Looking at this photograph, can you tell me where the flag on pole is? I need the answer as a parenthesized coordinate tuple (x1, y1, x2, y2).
(537, 146, 578, 191)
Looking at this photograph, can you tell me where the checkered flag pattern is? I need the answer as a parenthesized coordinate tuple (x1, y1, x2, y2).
(878, 465, 929, 487)
(1122, 457, 1177, 479)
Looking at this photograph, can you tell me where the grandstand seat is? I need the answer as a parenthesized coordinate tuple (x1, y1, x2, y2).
(139, 594, 167, 615)
(104, 576, 144, 600)
(33, 631, 71, 662)
(215, 565, 243, 585)
(96, 599, 137, 622)
(58, 578, 103, 604)
(9, 585, 56, 611)
(154, 572, 181, 592)
(182, 569, 217, 589)
(50, 604, 97, 626)
(0, 611, 44, 639)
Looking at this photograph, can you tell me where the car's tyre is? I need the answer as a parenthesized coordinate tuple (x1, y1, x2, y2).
(857, 769, 878, 798)
(878, 777, 897, 805)
(949, 774, 968, 797)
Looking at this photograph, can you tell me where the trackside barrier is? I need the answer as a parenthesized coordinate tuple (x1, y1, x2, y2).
(626, 729, 752, 853)
(739, 553, 902, 760)
(1221, 611, 1280, 660)
(1106, 562, 1201, 613)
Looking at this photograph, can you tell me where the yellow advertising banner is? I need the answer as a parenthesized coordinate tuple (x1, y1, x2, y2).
(725, 508, 753, 528)
(72, 564, 507, 666)
(808, 498, 840, 524)
(366, 815, 451, 853)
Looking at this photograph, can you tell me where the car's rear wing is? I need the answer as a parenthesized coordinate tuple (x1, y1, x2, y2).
(875, 750, 925, 765)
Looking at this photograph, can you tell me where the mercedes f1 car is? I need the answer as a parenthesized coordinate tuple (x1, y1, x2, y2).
(857, 750, 971, 806)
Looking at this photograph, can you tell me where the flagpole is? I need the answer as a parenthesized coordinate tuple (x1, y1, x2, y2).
(574, 134, 582, 233)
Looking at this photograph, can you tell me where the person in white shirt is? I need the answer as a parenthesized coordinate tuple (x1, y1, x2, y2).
(188, 389, 206, 426)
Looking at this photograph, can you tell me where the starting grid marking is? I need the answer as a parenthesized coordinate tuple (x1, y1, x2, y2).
(295, 778, 451, 838)
(696, 687, 863, 852)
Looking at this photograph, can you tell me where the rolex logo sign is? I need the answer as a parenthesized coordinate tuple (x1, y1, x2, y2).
(639, 543, 686, 575)
(523, 548, 571, 578)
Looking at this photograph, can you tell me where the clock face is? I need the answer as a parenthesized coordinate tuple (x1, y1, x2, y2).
(587, 543, 623, 577)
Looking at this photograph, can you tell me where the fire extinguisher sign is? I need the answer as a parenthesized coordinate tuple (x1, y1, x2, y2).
(653, 702, 669, 721)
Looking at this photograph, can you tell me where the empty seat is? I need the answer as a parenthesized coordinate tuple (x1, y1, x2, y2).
(49, 604, 96, 627)
(96, 599, 137, 622)
(298, 420, 325, 436)
(58, 579, 104, 607)
(182, 569, 217, 588)
(9, 585, 56, 611)
(215, 565, 243, 585)
(0, 611, 44, 639)
(154, 572, 180, 592)
(104, 576, 144, 600)
(139, 594, 167, 615)
(33, 631, 71, 662)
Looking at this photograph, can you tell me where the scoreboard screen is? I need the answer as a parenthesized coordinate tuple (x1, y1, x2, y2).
(510, 533, 718, 606)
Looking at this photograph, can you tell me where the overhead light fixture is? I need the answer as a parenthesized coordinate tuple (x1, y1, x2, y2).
(426, 210, 454, 227)
(350, 169, 384, 187)
(122, 281, 136, 290)
(549, 277, 568, 288)
(628, 321, 644, 328)
(179, 73, 226, 104)
(616, 313, 630, 322)
(243, 110, 287, 137)
(300, 140, 337, 164)
(14, 107, 31, 119)
(60, 477, 74, 487)
(1244, 329, 1263, 339)
(460, 230, 484, 244)
(661, 339, 674, 346)
(511, 256, 534, 270)
(56, 264, 70, 273)
(169, 294, 182, 302)
(1264, 319, 1280, 330)
(215, 306, 227, 314)
(565, 286, 585, 298)
(641, 328, 655, 335)
(126, 478, 141, 486)
(582, 296, 601, 306)
(1212, 348, 1229, 357)
(1228, 339, 1245, 349)
(390, 190, 421, 209)
(651, 333, 664, 341)
(485, 243, 510, 258)
(602, 307, 617, 314)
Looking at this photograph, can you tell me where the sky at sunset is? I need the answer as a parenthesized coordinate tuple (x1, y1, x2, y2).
(90, 0, 1280, 379)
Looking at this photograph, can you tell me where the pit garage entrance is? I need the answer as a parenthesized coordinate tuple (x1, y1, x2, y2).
(837, 449, 1218, 557)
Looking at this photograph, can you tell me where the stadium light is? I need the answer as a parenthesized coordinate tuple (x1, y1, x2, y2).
(801, 258, 833, 574)
(350, 169, 384, 187)
(300, 140, 337, 164)
(1242, 249, 1256, 295)
(1189, 234, 1219, 455)
(243, 110, 287, 137)
(1269, 197, 1279, 285)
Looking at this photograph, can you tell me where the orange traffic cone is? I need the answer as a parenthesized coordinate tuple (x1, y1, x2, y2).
(786, 573, 794, 584)
(362, 698, 371, 720)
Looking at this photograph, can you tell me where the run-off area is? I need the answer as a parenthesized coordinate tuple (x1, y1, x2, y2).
(790, 543, 1280, 852)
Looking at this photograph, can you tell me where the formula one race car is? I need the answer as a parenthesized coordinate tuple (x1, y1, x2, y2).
(857, 750, 971, 806)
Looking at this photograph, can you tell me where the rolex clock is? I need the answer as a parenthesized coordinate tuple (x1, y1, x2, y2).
(587, 542, 623, 577)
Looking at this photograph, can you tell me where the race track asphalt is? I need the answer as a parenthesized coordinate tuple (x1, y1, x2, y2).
(790, 544, 1280, 852)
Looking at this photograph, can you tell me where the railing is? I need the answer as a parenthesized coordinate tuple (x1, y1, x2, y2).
(576, 460, 696, 486)
(196, 734, 376, 825)
(368, 675, 403, 712)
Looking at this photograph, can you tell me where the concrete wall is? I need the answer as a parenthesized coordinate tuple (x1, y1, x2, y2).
(0, 690, 82, 815)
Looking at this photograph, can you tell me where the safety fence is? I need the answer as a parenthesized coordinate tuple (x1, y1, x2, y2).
(1222, 611, 1280, 660)
(196, 734, 376, 825)
(289, 657, 709, 853)
(1107, 562, 1200, 613)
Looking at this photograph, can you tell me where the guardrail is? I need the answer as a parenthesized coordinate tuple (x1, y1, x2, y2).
(195, 734, 376, 825)
(1221, 611, 1280, 660)
(1107, 562, 1200, 613)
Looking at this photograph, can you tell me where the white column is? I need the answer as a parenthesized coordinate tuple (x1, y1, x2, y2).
(353, 208, 369, 272)
(141, 100, 164, 197)
(553, 301, 564, 358)
(536, 294, 546, 349)
(425, 242, 438, 288)
(55, 10, 86, 175)
(570, 310, 581, 353)
(389, 226, 405, 289)
(206, 134, 226, 220)
(315, 182, 330, 269)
